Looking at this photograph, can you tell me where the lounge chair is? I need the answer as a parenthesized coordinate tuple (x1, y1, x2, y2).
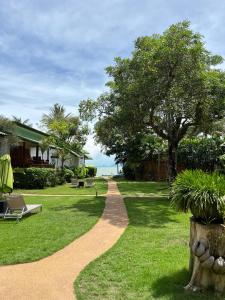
(3, 195, 42, 221)
(71, 178, 79, 188)
(86, 179, 94, 188)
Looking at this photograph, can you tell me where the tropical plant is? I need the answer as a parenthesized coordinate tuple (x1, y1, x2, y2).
(171, 170, 225, 224)
(39, 139, 50, 160)
(12, 116, 33, 127)
(41, 104, 88, 169)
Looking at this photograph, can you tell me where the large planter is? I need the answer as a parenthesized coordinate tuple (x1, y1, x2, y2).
(186, 217, 225, 295)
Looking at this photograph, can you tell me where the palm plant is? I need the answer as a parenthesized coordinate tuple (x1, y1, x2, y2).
(12, 116, 32, 127)
(171, 170, 225, 224)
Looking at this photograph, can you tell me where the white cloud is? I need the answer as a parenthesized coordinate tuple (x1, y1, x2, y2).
(84, 135, 115, 167)
(0, 0, 225, 166)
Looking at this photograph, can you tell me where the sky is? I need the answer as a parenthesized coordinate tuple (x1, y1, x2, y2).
(0, 0, 224, 166)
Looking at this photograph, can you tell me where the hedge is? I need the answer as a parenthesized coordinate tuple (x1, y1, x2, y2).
(123, 163, 135, 180)
(86, 166, 97, 177)
(63, 168, 74, 182)
(13, 168, 57, 189)
(73, 166, 88, 179)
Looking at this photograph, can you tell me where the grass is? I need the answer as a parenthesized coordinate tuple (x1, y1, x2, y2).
(0, 194, 105, 265)
(115, 178, 169, 197)
(75, 180, 216, 300)
(14, 177, 107, 195)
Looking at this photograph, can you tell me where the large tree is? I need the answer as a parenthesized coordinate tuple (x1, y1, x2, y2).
(94, 116, 166, 165)
(41, 104, 88, 168)
(80, 21, 225, 180)
(0, 116, 17, 151)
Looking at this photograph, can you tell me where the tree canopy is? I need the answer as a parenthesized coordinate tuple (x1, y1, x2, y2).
(80, 21, 225, 180)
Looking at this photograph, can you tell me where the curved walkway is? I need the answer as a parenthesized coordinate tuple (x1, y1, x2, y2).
(0, 180, 128, 300)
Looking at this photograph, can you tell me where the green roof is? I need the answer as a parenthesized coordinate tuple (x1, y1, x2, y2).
(78, 149, 92, 160)
(13, 123, 48, 144)
(84, 154, 92, 160)
(11, 123, 90, 158)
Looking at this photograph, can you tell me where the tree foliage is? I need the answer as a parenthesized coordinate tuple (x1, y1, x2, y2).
(12, 116, 33, 127)
(0, 115, 17, 148)
(41, 104, 88, 168)
(79, 21, 225, 180)
(178, 136, 225, 172)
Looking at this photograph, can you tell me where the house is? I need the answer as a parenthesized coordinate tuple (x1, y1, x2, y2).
(0, 122, 90, 169)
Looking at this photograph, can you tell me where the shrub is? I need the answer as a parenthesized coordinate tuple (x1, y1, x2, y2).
(73, 166, 88, 179)
(13, 168, 56, 189)
(56, 169, 66, 185)
(123, 163, 135, 180)
(86, 166, 97, 177)
(63, 168, 74, 182)
(46, 169, 58, 187)
(171, 170, 225, 224)
(177, 137, 225, 172)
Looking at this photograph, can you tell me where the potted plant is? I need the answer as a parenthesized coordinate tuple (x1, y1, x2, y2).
(171, 170, 225, 295)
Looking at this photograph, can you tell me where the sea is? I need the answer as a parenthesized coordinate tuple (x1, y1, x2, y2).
(96, 166, 122, 177)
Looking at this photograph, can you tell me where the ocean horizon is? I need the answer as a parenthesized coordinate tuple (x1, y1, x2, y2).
(96, 165, 122, 176)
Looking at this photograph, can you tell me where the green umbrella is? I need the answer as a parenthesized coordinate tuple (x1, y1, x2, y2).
(0, 154, 13, 194)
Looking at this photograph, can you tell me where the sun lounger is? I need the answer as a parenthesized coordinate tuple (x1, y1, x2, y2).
(3, 195, 42, 221)
(71, 178, 79, 188)
(86, 179, 94, 188)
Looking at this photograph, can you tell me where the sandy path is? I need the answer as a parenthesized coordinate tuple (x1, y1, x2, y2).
(0, 180, 128, 300)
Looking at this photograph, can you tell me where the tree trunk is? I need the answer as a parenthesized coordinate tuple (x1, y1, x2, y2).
(167, 141, 178, 182)
(185, 218, 225, 296)
(61, 157, 65, 170)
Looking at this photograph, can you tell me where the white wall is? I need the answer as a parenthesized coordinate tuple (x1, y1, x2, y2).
(30, 146, 82, 168)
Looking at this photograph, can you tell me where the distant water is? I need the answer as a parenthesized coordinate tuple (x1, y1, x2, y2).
(97, 166, 121, 177)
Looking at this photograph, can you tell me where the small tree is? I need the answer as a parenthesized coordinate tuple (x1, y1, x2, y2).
(41, 104, 88, 169)
(0, 115, 17, 152)
(39, 139, 50, 160)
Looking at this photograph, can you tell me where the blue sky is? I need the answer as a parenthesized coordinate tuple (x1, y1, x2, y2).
(0, 0, 224, 166)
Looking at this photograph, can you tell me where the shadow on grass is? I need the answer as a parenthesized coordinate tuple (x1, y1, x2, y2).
(51, 195, 179, 229)
(115, 179, 169, 195)
(0, 211, 40, 224)
(51, 196, 129, 229)
(151, 269, 216, 300)
(50, 196, 105, 218)
(125, 197, 179, 228)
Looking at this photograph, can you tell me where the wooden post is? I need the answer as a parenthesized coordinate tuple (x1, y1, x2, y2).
(22, 142, 26, 167)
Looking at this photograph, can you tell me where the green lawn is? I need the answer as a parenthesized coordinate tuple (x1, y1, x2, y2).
(75, 180, 216, 300)
(14, 178, 107, 195)
(115, 178, 169, 197)
(0, 194, 105, 265)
